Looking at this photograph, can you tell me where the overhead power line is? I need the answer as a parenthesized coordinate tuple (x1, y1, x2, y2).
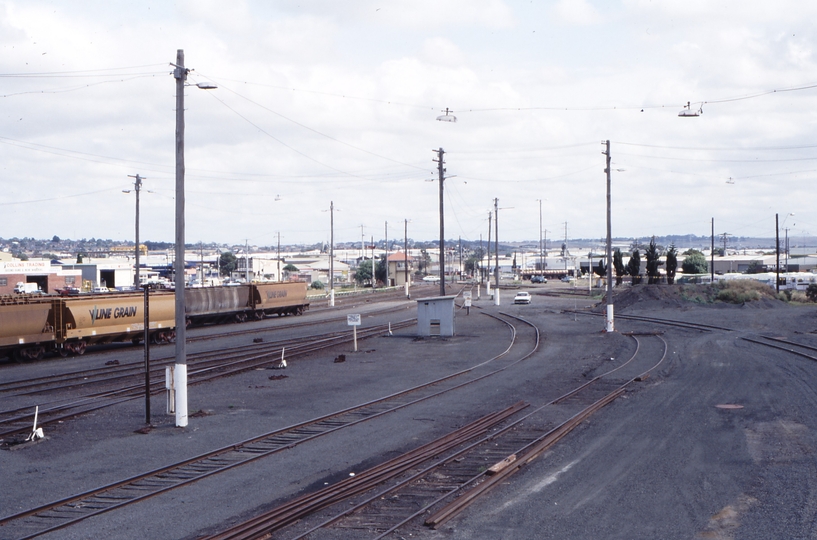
(0, 63, 168, 77)
(193, 72, 429, 172)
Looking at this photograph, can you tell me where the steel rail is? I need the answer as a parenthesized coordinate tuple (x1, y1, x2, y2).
(0, 312, 529, 539)
(569, 309, 734, 332)
(231, 332, 666, 540)
(0, 321, 416, 438)
(206, 402, 531, 540)
(0, 307, 414, 395)
(740, 336, 817, 362)
(186, 301, 414, 343)
(201, 312, 544, 540)
(421, 333, 669, 530)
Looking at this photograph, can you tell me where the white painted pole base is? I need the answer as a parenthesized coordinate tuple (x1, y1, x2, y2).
(486, 281, 491, 294)
(166, 366, 175, 414)
(477, 284, 481, 300)
(174, 363, 188, 427)
(404, 282, 409, 298)
(329, 289, 335, 307)
(606, 304, 615, 332)
(494, 289, 500, 306)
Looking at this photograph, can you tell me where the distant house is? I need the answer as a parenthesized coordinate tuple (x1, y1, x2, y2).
(387, 252, 412, 287)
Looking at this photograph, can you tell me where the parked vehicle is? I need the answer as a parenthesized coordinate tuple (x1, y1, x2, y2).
(530, 275, 547, 284)
(513, 291, 532, 304)
(14, 282, 40, 294)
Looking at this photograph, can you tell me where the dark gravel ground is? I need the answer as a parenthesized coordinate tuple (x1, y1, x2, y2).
(3, 284, 817, 540)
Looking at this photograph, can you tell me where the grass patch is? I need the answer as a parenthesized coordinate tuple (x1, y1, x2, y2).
(714, 280, 775, 303)
(680, 280, 779, 304)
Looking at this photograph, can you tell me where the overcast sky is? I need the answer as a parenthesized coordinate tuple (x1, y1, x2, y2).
(1, 1, 815, 249)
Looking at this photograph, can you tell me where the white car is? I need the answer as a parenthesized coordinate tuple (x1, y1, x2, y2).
(513, 291, 532, 304)
(422, 275, 441, 282)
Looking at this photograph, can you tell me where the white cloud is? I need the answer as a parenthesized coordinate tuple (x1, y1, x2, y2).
(1, 1, 816, 245)
(553, 0, 601, 26)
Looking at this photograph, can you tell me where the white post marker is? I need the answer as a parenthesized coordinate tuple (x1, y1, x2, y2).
(494, 288, 500, 306)
(464, 291, 472, 315)
(347, 313, 361, 352)
(330, 288, 335, 307)
(606, 304, 615, 332)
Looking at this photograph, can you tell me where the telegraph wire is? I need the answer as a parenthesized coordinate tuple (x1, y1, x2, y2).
(616, 151, 817, 164)
(199, 75, 436, 112)
(0, 187, 124, 206)
(615, 141, 817, 151)
(0, 63, 168, 77)
(194, 72, 429, 172)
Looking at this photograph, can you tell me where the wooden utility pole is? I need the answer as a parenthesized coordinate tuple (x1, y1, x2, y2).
(775, 213, 780, 293)
(404, 219, 409, 293)
(330, 201, 334, 306)
(385, 221, 389, 287)
(458, 236, 462, 281)
(711, 218, 715, 283)
(173, 49, 188, 428)
(603, 140, 613, 332)
(487, 211, 492, 286)
(434, 148, 446, 296)
(494, 198, 499, 292)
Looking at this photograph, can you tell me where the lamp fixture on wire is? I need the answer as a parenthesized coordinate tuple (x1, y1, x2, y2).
(436, 108, 457, 122)
(678, 101, 702, 117)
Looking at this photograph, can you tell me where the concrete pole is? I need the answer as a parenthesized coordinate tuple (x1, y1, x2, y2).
(486, 211, 492, 294)
(128, 174, 144, 289)
(604, 140, 614, 332)
(711, 218, 715, 284)
(330, 201, 335, 306)
(494, 198, 500, 306)
(385, 221, 389, 287)
(436, 148, 446, 296)
(173, 49, 188, 428)
(404, 218, 409, 297)
(776, 213, 780, 294)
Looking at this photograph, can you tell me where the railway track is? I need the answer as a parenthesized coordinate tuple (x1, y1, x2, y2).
(187, 301, 414, 343)
(0, 311, 539, 539)
(739, 334, 817, 362)
(203, 329, 668, 539)
(0, 320, 416, 439)
(569, 309, 734, 332)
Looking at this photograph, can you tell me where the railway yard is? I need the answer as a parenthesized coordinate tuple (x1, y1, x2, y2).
(2, 283, 817, 539)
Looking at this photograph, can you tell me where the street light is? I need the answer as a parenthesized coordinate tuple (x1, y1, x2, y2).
(323, 202, 337, 306)
(678, 101, 702, 117)
(172, 49, 217, 428)
(123, 174, 145, 288)
(535, 199, 545, 279)
(404, 218, 411, 298)
(436, 108, 457, 122)
(783, 213, 795, 272)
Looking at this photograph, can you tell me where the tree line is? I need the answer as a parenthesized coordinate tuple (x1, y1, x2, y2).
(594, 237, 709, 286)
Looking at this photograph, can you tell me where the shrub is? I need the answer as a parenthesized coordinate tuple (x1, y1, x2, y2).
(807, 283, 817, 302)
(310, 280, 325, 290)
(715, 280, 776, 304)
(682, 251, 708, 274)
